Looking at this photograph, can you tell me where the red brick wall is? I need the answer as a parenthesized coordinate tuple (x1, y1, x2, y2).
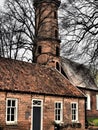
(0, 92, 86, 130)
(87, 91, 98, 118)
(80, 89, 98, 118)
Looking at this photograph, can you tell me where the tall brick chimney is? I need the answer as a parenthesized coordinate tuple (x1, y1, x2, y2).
(33, 0, 61, 69)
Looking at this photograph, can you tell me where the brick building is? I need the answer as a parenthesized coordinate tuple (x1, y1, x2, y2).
(62, 58, 98, 119)
(0, 58, 86, 130)
(0, 0, 87, 130)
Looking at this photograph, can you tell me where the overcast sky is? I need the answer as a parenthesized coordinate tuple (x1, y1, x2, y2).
(0, 0, 5, 8)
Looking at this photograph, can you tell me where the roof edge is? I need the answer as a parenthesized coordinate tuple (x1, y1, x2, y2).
(0, 88, 85, 99)
(55, 67, 86, 98)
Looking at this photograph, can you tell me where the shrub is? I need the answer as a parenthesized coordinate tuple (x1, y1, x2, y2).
(88, 118, 98, 126)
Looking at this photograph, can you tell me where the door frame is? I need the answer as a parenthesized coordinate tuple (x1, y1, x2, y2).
(31, 99, 43, 130)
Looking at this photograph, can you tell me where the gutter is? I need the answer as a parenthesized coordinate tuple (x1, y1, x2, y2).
(0, 88, 85, 99)
(77, 86, 98, 92)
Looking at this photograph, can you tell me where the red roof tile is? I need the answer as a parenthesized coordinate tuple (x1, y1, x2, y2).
(0, 57, 84, 97)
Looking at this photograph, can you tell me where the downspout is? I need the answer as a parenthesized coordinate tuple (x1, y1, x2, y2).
(85, 97, 88, 129)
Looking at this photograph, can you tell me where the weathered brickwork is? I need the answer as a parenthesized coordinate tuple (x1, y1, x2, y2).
(0, 92, 86, 130)
(80, 89, 98, 118)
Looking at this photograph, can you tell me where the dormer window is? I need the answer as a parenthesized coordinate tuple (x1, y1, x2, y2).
(38, 46, 42, 54)
(61, 67, 69, 79)
(56, 46, 60, 56)
(56, 62, 60, 71)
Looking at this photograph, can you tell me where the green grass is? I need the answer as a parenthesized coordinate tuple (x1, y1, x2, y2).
(88, 118, 98, 126)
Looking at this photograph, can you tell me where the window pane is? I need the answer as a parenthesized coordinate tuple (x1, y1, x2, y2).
(55, 103, 57, 108)
(33, 100, 41, 106)
(58, 109, 60, 115)
(11, 108, 15, 114)
(86, 94, 91, 110)
(96, 95, 98, 110)
(55, 115, 57, 120)
(74, 104, 76, 108)
(55, 30, 58, 38)
(56, 62, 60, 70)
(58, 115, 60, 120)
(7, 108, 10, 114)
(11, 115, 14, 121)
(38, 46, 42, 54)
(73, 110, 76, 114)
(12, 100, 15, 106)
(56, 47, 60, 57)
(58, 103, 61, 108)
(54, 11, 57, 19)
(55, 109, 58, 115)
(72, 104, 73, 108)
(7, 115, 10, 121)
(73, 115, 75, 120)
(8, 100, 11, 106)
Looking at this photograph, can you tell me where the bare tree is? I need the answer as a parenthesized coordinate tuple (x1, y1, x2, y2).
(0, 0, 58, 62)
(0, 0, 35, 61)
(59, 0, 98, 67)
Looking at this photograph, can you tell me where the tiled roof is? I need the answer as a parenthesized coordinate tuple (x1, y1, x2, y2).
(61, 58, 98, 90)
(0, 57, 84, 97)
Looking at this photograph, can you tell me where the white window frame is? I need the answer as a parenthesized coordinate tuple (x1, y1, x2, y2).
(54, 101, 63, 123)
(96, 95, 98, 110)
(71, 102, 78, 122)
(6, 98, 18, 124)
(86, 94, 91, 110)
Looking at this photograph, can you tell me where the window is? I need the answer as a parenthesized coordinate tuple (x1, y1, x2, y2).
(56, 47, 60, 56)
(55, 30, 58, 38)
(71, 102, 78, 122)
(86, 94, 91, 110)
(96, 95, 98, 110)
(54, 11, 57, 19)
(56, 62, 60, 71)
(38, 46, 42, 54)
(61, 67, 69, 79)
(6, 98, 18, 124)
(33, 100, 41, 106)
(54, 102, 63, 122)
